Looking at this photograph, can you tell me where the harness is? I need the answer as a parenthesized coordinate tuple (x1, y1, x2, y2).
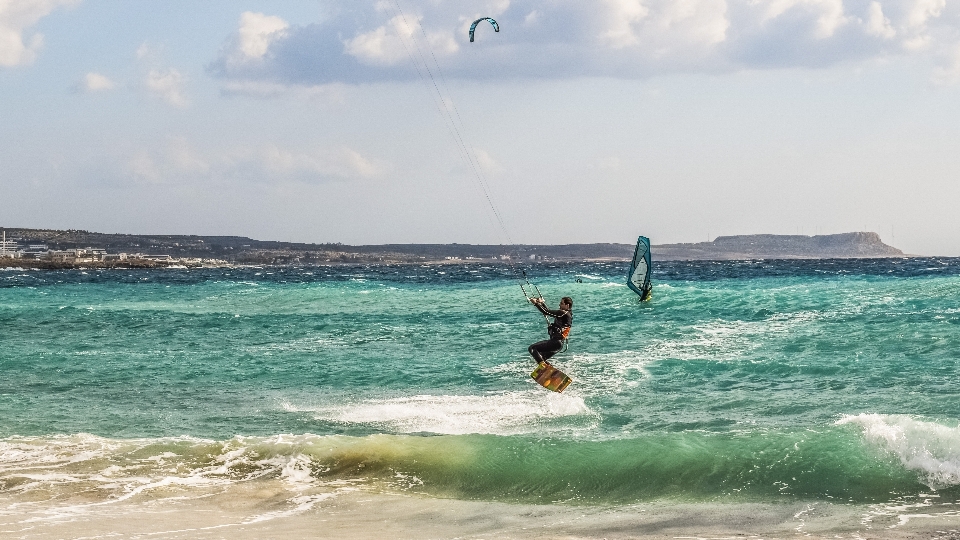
(548, 310, 572, 348)
(550, 321, 570, 340)
(558, 323, 571, 353)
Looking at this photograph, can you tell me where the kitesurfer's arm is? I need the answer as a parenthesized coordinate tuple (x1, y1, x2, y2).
(530, 297, 554, 317)
(530, 297, 570, 318)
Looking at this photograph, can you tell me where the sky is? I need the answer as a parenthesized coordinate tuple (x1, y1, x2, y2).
(2, 0, 960, 255)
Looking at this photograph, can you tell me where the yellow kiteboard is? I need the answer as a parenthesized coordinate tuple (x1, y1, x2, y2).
(531, 361, 572, 393)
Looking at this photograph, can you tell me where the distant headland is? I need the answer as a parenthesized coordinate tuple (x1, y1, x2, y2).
(654, 232, 904, 260)
(0, 228, 904, 268)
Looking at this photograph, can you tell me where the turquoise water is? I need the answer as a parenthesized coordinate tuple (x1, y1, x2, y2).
(2, 260, 960, 508)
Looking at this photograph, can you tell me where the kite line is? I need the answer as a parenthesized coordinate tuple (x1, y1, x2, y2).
(387, 3, 546, 304)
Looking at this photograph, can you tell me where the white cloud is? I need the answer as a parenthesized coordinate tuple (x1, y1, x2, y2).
(599, 0, 650, 49)
(136, 41, 152, 60)
(338, 147, 379, 177)
(210, 12, 292, 75)
(905, 0, 944, 29)
(123, 138, 380, 186)
(813, 0, 848, 38)
(660, 0, 730, 45)
(473, 148, 502, 175)
(218, 79, 349, 102)
(0, 0, 78, 67)
(125, 137, 208, 184)
(206, 1, 960, 85)
(618, 0, 729, 59)
(345, 15, 417, 66)
(145, 68, 187, 107)
(865, 1, 895, 39)
(898, 0, 944, 51)
(82, 71, 114, 91)
(901, 34, 930, 51)
(260, 144, 379, 179)
(237, 12, 288, 59)
(345, 14, 457, 66)
(756, 0, 849, 39)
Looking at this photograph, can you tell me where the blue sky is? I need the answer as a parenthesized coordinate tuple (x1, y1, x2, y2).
(2, 0, 960, 254)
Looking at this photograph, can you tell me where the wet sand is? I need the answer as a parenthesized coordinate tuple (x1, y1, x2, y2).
(2, 483, 958, 539)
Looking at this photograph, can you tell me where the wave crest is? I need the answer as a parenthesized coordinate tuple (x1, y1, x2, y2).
(837, 413, 960, 489)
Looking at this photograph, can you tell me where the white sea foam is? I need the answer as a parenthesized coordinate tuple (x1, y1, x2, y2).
(638, 310, 823, 364)
(837, 413, 960, 489)
(0, 434, 368, 535)
(242, 492, 338, 524)
(0, 433, 134, 473)
(293, 392, 592, 435)
(0, 433, 352, 523)
(563, 350, 653, 394)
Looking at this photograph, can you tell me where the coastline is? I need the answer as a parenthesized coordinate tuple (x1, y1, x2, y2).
(0, 228, 908, 266)
(0, 255, 927, 271)
(0, 259, 187, 270)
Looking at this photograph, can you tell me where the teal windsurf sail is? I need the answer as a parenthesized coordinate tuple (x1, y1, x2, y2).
(627, 236, 652, 301)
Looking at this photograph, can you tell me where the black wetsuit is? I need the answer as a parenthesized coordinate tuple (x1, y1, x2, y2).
(528, 303, 572, 364)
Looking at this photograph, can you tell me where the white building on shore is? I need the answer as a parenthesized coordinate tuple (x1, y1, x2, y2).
(0, 232, 203, 265)
(0, 242, 19, 258)
(0, 231, 20, 258)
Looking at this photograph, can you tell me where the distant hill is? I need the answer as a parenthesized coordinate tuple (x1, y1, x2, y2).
(0, 228, 904, 264)
(653, 232, 903, 260)
(0, 227, 630, 263)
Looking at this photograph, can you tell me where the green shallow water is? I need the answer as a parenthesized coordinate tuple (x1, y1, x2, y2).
(1, 261, 960, 505)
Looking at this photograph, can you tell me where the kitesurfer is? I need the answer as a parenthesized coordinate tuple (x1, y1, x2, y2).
(528, 297, 573, 365)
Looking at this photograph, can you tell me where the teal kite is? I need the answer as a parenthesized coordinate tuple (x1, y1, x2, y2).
(469, 17, 499, 42)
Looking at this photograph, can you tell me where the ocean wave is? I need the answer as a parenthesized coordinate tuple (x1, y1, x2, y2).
(837, 413, 960, 490)
(0, 428, 947, 506)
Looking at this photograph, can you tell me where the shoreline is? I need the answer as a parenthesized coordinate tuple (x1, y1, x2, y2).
(2, 487, 956, 539)
(0, 229, 908, 264)
(0, 255, 929, 271)
(0, 259, 195, 270)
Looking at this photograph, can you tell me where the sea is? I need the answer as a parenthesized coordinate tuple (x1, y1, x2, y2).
(1, 259, 959, 539)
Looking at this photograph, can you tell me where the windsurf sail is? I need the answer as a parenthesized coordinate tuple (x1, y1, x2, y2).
(627, 236, 652, 301)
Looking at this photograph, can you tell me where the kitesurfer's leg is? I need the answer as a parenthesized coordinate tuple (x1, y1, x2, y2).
(528, 341, 546, 362)
(528, 339, 562, 364)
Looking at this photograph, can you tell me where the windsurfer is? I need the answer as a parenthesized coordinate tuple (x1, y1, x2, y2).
(528, 297, 573, 365)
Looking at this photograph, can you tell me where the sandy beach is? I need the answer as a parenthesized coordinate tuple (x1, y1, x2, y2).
(3, 483, 959, 540)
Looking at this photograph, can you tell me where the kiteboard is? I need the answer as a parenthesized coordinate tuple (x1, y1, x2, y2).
(531, 361, 572, 393)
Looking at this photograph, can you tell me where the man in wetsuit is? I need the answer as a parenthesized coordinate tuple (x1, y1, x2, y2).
(528, 296, 573, 365)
